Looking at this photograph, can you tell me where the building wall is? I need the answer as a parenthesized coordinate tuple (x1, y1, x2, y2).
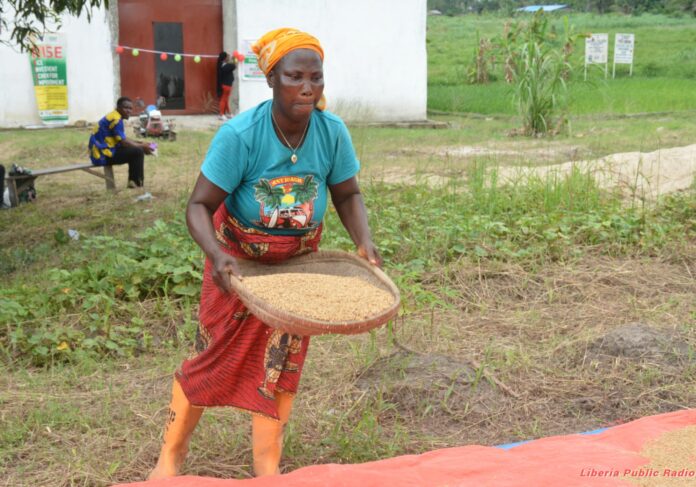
(0, 0, 428, 126)
(236, 0, 427, 122)
(0, 8, 115, 127)
(222, 1, 239, 114)
(118, 0, 223, 115)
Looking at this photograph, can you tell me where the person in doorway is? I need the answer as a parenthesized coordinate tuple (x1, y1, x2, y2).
(88, 97, 153, 188)
(148, 28, 381, 479)
(216, 51, 236, 120)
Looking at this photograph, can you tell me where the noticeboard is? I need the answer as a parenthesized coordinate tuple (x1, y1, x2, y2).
(28, 33, 69, 124)
(585, 34, 608, 64)
(614, 33, 634, 64)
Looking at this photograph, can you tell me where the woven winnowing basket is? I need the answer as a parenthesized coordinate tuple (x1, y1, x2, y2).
(229, 250, 400, 336)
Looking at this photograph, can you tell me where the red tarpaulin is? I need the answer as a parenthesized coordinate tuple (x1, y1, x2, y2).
(118, 409, 696, 487)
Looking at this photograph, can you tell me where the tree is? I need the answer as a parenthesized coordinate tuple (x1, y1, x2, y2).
(0, 0, 108, 52)
(666, 0, 696, 16)
(427, 0, 469, 15)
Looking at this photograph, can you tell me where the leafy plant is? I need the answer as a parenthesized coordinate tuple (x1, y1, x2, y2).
(1, 218, 203, 366)
(467, 31, 495, 84)
(508, 12, 577, 136)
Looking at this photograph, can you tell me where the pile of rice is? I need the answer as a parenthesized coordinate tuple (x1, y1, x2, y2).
(242, 273, 395, 322)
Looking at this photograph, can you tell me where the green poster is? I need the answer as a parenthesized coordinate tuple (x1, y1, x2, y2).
(29, 33, 69, 124)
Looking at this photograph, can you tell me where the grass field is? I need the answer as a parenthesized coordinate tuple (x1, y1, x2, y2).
(1, 12, 695, 487)
(428, 13, 696, 115)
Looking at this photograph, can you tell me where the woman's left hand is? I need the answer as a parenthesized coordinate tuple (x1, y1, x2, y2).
(357, 241, 382, 267)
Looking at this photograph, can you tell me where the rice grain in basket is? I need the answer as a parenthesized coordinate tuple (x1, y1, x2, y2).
(242, 273, 394, 322)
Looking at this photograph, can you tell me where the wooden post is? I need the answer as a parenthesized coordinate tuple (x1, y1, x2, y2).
(8, 179, 19, 207)
(104, 165, 115, 190)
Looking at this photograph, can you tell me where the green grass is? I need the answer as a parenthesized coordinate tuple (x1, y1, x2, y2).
(569, 78, 696, 114)
(430, 77, 696, 115)
(428, 13, 696, 115)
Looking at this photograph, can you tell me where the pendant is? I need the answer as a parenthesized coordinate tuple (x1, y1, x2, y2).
(291, 153, 298, 164)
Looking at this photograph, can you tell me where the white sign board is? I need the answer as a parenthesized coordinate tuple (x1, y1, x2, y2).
(241, 39, 265, 81)
(584, 33, 608, 80)
(585, 34, 608, 64)
(614, 33, 634, 64)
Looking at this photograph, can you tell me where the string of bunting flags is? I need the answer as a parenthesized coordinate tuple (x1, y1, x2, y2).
(114, 45, 245, 63)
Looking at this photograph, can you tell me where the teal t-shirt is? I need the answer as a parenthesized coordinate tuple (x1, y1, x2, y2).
(201, 100, 360, 235)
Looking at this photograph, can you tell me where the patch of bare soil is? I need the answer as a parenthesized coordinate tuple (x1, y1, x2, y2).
(438, 146, 521, 158)
(378, 143, 696, 198)
(497, 144, 696, 199)
(373, 169, 452, 186)
(588, 322, 689, 365)
(355, 351, 505, 440)
(366, 254, 696, 448)
(145, 115, 223, 132)
(436, 143, 588, 163)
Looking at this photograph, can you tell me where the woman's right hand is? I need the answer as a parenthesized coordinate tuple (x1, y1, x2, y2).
(210, 251, 242, 293)
(186, 174, 240, 293)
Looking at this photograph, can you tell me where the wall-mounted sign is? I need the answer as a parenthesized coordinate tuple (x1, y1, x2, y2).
(28, 33, 69, 124)
(241, 39, 265, 81)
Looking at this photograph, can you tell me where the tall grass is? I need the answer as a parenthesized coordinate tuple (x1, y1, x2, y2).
(509, 13, 572, 135)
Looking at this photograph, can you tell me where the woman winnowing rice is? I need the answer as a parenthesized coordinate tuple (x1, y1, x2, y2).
(148, 27, 381, 479)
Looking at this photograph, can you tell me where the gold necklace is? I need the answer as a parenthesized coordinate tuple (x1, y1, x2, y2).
(271, 110, 309, 164)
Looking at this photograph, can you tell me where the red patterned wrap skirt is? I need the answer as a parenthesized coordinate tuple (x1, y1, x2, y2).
(175, 204, 322, 419)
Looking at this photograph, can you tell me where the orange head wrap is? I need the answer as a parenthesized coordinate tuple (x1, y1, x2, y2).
(251, 27, 324, 76)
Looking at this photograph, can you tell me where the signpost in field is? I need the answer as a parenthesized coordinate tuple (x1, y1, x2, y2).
(613, 33, 635, 78)
(584, 33, 608, 81)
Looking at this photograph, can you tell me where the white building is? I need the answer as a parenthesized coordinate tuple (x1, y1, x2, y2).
(0, 0, 427, 127)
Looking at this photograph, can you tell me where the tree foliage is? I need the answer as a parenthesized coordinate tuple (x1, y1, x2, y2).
(427, 0, 696, 15)
(0, 0, 108, 52)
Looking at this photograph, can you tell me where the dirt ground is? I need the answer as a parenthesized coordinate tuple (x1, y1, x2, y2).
(496, 144, 696, 200)
(380, 142, 696, 198)
(370, 253, 696, 447)
(2, 252, 693, 486)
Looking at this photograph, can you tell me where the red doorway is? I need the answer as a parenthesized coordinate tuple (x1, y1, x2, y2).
(118, 0, 222, 115)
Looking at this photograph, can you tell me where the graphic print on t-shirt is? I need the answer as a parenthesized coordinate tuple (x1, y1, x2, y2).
(253, 175, 319, 229)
